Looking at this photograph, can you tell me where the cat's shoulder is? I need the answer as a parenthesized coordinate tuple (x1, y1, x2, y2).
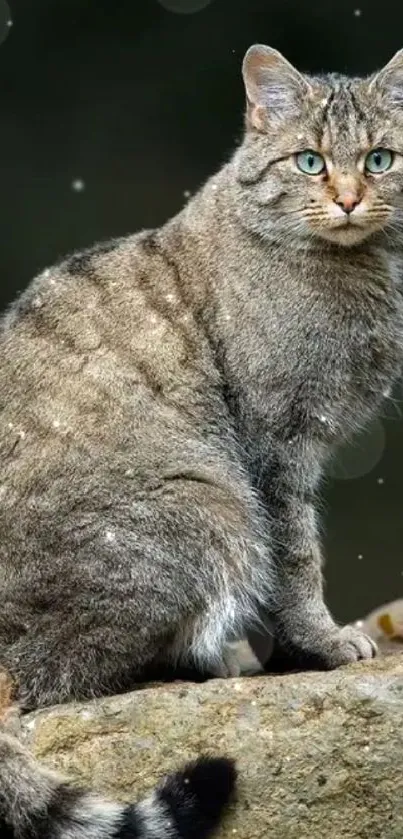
(0, 230, 160, 333)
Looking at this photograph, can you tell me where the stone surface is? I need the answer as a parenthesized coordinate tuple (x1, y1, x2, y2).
(7, 655, 403, 839)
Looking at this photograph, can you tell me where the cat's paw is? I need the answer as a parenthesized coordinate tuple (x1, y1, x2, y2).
(211, 639, 264, 678)
(290, 624, 377, 670)
(322, 624, 377, 668)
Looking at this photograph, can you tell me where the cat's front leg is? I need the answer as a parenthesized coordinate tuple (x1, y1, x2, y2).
(266, 443, 377, 670)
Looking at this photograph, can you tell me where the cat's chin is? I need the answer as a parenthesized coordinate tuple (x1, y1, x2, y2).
(314, 223, 376, 247)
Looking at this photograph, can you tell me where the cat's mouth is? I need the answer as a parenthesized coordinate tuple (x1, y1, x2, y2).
(318, 217, 378, 246)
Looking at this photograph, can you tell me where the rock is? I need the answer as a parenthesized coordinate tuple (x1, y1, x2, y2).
(6, 655, 403, 838)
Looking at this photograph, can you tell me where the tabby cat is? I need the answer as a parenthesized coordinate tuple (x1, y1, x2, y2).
(1, 45, 403, 718)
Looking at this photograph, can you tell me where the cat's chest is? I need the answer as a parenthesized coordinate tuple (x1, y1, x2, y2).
(226, 269, 403, 444)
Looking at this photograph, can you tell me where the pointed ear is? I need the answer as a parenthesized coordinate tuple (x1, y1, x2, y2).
(369, 48, 403, 105)
(242, 44, 312, 130)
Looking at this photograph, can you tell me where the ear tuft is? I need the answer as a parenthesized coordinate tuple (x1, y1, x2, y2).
(242, 44, 311, 130)
(369, 48, 403, 105)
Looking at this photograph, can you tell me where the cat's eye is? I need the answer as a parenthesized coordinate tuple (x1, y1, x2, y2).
(296, 150, 326, 176)
(364, 148, 394, 174)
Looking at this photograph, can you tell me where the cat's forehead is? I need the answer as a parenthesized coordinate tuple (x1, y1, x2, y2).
(304, 72, 387, 158)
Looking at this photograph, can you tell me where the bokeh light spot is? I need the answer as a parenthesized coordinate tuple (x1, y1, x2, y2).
(0, 1, 12, 46)
(157, 0, 214, 14)
(327, 418, 385, 481)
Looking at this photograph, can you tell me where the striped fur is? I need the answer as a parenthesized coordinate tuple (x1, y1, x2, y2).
(0, 733, 236, 839)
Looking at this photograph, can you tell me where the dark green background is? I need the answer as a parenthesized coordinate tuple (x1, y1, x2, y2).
(0, 0, 402, 622)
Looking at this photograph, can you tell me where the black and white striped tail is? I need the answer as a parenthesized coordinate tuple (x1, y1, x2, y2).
(0, 732, 236, 839)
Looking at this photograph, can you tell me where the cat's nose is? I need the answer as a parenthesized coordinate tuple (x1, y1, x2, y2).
(334, 191, 361, 215)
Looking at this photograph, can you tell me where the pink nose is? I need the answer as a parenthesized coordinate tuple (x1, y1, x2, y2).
(334, 192, 361, 215)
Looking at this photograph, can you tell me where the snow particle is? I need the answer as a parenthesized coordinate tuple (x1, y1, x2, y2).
(71, 178, 85, 192)
(353, 8, 362, 16)
(183, 189, 192, 199)
(376, 477, 384, 485)
(105, 530, 116, 542)
(357, 554, 363, 560)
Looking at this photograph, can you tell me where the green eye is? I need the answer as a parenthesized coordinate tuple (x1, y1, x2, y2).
(365, 148, 393, 174)
(296, 150, 326, 175)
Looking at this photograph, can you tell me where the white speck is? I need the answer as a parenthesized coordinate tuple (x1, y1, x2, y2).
(376, 477, 384, 485)
(149, 315, 158, 325)
(320, 98, 328, 107)
(80, 709, 93, 719)
(183, 189, 191, 199)
(232, 830, 237, 835)
(71, 178, 85, 192)
(25, 719, 36, 730)
(233, 681, 243, 692)
(19, 430, 26, 440)
(357, 554, 363, 560)
(52, 420, 60, 429)
(251, 700, 257, 706)
(355, 619, 364, 628)
(166, 293, 174, 302)
(7, 422, 13, 430)
(297, 133, 303, 140)
(32, 297, 43, 309)
(363, 745, 370, 752)
(383, 387, 391, 398)
(318, 414, 328, 424)
(125, 468, 134, 477)
(184, 777, 190, 785)
(353, 8, 362, 16)
(211, 183, 218, 191)
(225, 314, 231, 322)
(6, 19, 13, 28)
(105, 530, 116, 542)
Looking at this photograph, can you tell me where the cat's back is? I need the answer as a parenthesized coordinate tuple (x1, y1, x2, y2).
(0, 230, 224, 502)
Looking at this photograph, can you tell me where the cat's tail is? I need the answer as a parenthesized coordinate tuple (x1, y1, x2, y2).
(0, 731, 237, 839)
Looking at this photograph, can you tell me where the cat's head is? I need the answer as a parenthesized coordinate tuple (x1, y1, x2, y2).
(232, 45, 403, 247)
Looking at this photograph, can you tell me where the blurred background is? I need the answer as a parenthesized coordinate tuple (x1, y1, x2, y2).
(0, 0, 402, 625)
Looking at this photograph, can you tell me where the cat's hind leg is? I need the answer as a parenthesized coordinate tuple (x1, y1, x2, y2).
(0, 476, 271, 709)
